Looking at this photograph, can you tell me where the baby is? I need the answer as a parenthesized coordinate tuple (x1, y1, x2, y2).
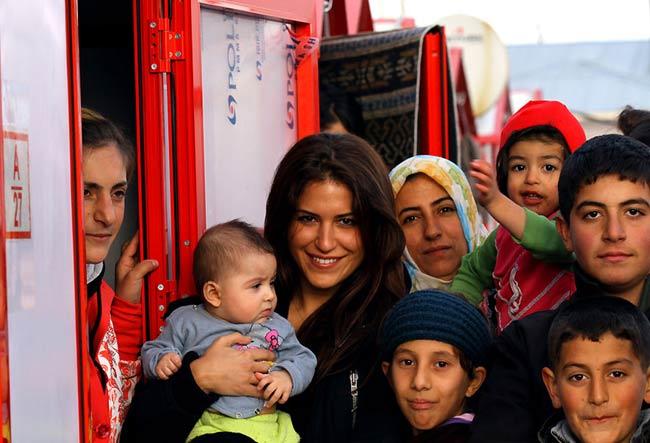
(141, 220, 317, 443)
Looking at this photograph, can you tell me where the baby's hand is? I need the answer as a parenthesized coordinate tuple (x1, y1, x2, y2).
(155, 352, 182, 380)
(469, 159, 501, 208)
(257, 369, 293, 408)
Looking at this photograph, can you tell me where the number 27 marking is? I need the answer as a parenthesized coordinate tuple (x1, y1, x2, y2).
(12, 191, 22, 227)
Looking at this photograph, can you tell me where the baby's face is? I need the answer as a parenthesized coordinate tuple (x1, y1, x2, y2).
(213, 252, 277, 324)
(544, 333, 650, 443)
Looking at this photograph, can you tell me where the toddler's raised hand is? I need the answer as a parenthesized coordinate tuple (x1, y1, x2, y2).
(470, 159, 527, 240)
(470, 159, 501, 209)
(155, 352, 182, 380)
(257, 369, 293, 408)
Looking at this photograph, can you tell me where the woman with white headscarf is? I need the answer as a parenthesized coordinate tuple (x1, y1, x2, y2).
(390, 155, 487, 292)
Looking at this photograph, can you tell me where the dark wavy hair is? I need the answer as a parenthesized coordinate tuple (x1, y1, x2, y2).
(618, 105, 650, 147)
(81, 108, 135, 179)
(265, 133, 405, 381)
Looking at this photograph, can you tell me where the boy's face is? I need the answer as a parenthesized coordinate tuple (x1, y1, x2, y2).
(557, 175, 650, 303)
(506, 140, 565, 217)
(205, 252, 277, 324)
(542, 333, 650, 443)
(381, 340, 485, 435)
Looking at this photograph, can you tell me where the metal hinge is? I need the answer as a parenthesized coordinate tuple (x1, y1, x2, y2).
(154, 280, 177, 328)
(147, 18, 185, 73)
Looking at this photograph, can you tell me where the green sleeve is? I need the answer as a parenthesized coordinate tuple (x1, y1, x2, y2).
(450, 229, 498, 306)
(516, 209, 574, 263)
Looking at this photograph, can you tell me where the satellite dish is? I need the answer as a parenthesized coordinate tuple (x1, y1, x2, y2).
(438, 15, 509, 116)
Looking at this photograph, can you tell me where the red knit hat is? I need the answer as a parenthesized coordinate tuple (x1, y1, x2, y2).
(499, 100, 586, 152)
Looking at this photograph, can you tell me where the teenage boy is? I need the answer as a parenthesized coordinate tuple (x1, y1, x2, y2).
(539, 296, 650, 442)
(468, 134, 650, 442)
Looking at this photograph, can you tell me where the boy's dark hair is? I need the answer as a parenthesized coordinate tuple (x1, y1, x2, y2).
(193, 220, 274, 294)
(558, 134, 650, 222)
(81, 108, 135, 179)
(496, 125, 570, 194)
(548, 296, 650, 370)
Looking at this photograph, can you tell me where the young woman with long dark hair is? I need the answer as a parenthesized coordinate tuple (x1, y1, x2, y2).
(265, 132, 406, 441)
(122, 133, 406, 442)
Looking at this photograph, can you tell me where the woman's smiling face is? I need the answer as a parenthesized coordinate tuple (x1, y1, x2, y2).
(288, 180, 364, 299)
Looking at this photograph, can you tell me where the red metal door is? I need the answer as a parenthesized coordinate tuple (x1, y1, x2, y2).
(135, 0, 320, 338)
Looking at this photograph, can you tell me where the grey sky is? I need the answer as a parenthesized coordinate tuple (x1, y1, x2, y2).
(370, 0, 650, 45)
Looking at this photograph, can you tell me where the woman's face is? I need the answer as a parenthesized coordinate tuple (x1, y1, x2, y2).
(288, 180, 364, 298)
(82, 144, 127, 264)
(395, 174, 468, 281)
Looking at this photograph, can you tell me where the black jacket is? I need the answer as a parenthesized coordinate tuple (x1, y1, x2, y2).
(468, 269, 650, 443)
(284, 333, 405, 443)
(121, 296, 405, 443)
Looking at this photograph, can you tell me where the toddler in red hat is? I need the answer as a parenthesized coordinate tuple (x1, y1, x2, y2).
(450, 100, 586, 332)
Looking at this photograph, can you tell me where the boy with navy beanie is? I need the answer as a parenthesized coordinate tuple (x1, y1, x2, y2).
(380, 289, 492, 442)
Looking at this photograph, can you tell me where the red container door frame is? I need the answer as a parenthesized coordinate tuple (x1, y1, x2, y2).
(135, 0, 320, 338)
(419, 27, 453, 159)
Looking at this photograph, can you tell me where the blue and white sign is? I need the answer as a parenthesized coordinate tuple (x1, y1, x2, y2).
(201, 9, 297, 228)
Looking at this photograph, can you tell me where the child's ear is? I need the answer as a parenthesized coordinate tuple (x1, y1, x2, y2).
(541, 367, 562, 409)
(556, 216, 574, 253)
(203, 281, 221, 308)
(381, 361, 392, 386)
(465, 366, 487, 398)
(643, 367, 650, 404)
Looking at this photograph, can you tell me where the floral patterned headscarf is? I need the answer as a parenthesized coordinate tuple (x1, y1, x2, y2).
(389, 155, 487, 292)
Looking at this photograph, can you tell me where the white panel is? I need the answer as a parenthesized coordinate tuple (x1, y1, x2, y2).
(0, 0, 80, 441)
(201, 9, 297, 228)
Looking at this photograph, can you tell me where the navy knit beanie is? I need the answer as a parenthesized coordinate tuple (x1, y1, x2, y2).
(380, 290, 492, 365)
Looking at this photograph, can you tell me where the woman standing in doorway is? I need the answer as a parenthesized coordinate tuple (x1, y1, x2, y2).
(82, 109, 158, 442)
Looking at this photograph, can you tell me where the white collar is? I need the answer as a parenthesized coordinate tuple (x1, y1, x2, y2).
(86, 262, 104, 284)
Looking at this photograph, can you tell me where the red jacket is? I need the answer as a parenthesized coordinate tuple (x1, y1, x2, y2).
(87, 271, 142, 442)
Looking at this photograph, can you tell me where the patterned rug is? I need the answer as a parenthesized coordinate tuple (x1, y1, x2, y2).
(319, 26, 448, 168)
